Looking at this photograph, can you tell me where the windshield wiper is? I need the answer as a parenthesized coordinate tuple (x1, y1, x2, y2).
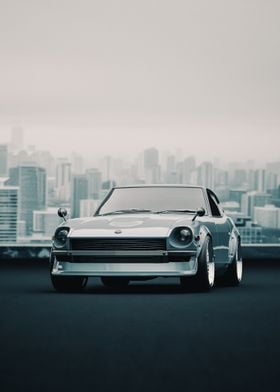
(99, 208, 153, 216)
(155, 209, 196, 214)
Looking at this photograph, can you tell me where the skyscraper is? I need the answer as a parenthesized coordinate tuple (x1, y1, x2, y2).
(0, 144, 8, 177)
(144, 148, 159, 169)
(8, 165, 47, 235)
(56, 160, 72, 202)
(86, 168, 102, 200)
(241, 191, 271, 220)
(143, 148, 161, 183)
(71, 175, 88, 218)
(197, 162, 214, 189)
(177, 156, 196, 184)
(33, 208, 61, 237)
(255, 169, 266, 193)
(0, 186, 19, 243)
(254, 205, 280, 229)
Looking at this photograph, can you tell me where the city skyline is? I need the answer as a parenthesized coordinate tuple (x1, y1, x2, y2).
(0, 125, 279, 166)
(0, 135, 280, 244)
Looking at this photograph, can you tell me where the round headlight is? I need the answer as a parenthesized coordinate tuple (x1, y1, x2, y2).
(169, 227, 193, 248)
(53, 228, 69, 248)
(180, 229, 192, 241)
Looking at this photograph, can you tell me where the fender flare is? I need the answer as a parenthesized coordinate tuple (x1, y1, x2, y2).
(197, 225, 212, 259)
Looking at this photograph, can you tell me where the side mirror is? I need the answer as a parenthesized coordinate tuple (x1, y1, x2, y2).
(58, 208, 68, 222)
(192, 207, 206, 221)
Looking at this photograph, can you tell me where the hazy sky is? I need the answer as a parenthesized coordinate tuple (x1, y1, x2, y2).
(0, 0, 279, 162)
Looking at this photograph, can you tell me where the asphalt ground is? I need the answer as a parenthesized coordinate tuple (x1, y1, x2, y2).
(0, 261, 280, 392)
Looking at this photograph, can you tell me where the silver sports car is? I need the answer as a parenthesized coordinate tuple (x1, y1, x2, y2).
(50, 185, 243, 292)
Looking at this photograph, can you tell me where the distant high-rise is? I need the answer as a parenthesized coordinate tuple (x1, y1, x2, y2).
(255, 169, 266, 193)
(241, 191, 271, 220)
(86, 168, 102, 200)
(144, 148, 160, 183)
(71, 175, 88, 218)
(80, 199, 99, 217)
(8, 165, 47, 235)
(71, 153, 84, 175)
(177, 156, 196, 184)
(197, 162, 214, 189)
(10, 127, 24, 152)
(165, 156, 178, 183)
(0, 144, 8, 177)
(144, 148, 159, 169)
(33, 208, 61, 237)
(0, 186, 19, 243)
(56, 160, 72, 202)
(232, 169, 247, 188)
(254, 204, 280, 229)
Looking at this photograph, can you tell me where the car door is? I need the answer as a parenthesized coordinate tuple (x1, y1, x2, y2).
(206, 189, 231, 264)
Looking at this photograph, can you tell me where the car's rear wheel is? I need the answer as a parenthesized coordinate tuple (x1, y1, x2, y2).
(219, 246, 243, 286)
(101, 277, 130, 289)
(180, 236, 215, 292)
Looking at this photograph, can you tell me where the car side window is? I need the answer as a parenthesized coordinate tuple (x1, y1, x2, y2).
(207, 190, 222, 217)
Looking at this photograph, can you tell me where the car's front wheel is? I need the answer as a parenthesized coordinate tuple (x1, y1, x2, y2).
(50, 255, 88, 292)
(101, 277, 130, 289)
(51, 275, 88, 293)
(180, 236, 215, 292)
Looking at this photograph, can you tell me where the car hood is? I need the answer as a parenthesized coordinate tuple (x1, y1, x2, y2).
(66, 213, 197, 238)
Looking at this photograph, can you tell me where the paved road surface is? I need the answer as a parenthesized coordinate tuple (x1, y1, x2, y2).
(0, 261, 280, 392)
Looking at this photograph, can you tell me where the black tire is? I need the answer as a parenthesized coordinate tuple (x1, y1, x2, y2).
(180, 236, 215, 292)
(219, 245, 243, 287)
(50, 255, 88, 292)
(101, 277, 130, 289)
(51, 275, 88, 293)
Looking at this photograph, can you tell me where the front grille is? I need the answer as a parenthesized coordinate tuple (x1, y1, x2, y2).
(71, 238, 167, 251)
(71, 256, 167, 263)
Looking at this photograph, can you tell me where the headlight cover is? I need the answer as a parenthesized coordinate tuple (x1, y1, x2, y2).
(53, 228, 70, 249)
(169, 226, 193, 248)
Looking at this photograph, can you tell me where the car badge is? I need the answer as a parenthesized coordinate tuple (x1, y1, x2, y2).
(115, 229, 122, 234)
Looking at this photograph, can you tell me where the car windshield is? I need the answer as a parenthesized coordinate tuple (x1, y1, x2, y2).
(97, 187, 206, 216)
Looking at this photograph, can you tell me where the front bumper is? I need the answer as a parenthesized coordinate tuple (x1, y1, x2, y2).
(51, 249, 198, 277)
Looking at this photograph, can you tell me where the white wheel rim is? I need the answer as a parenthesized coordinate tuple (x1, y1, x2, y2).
(236, 259, 243, 282)
(206, 246, 215, 287)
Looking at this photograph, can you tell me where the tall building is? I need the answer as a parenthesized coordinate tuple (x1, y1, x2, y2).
(80, 199, 99, 217)
(165, 155, 178, 184)
(255, 169, 266, 192)
(241, 191, 271, 220)
(177, 156, 196, 184)
(0, 186, 19, 243)
(229, 189, 247, 207)
(8, 165, 47, 235)
(56, 160, 72, 202)
(33, 208, 61, 237)
(144, 148, 159, 169)
(143, 148, 160, 183)
(10, 127, 24, 152)
(197, 162, 214, 189)
(265, 172, 278, 192)
(0, 144, 8, 177)
(232, 169, 247, 187)
(86, 168, 102, 200)
(254, 205, 280, 229)
(71, 175, 88, 218)
(71, 152, 84, 175)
